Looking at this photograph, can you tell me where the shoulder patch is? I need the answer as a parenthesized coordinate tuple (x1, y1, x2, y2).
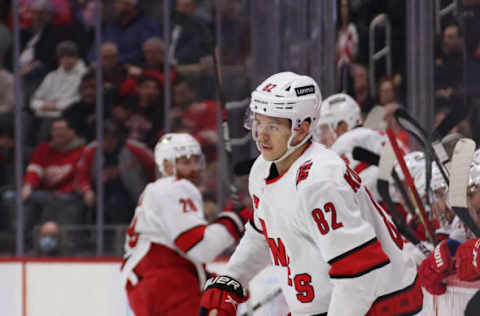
(296, 159, 313, 186)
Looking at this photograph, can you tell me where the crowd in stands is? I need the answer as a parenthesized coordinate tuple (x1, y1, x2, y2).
(0, 0, 252, 255)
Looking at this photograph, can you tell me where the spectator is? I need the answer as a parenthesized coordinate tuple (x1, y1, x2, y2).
(30, 41, 87, 118)
(435, 22, 464, 108)
(17, 0, 72, 28)
(32, 221, 62, 256)
(75, 120, 155, 224)
(337, 0, 359, 67)
(15, 0, 72, 87)
(22, 117, 86, 250)
(377, 76, 398, 106)
(351, 63, 375, 114)
(100, 42, 128, 95)
(217, 0, 250, 66)
(170, 5, 210, 65)
(171, 78, 218, 161)
(119, 37, 177, 99)
(123, 74, 164, 147)
(62, 70, 113, 142)
(0, 122, 15, 189)
(89, 0, 161, 66)
(0, 55, 14, 116)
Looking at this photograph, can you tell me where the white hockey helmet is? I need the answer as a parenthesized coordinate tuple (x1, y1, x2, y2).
(469, 163, 480, 191)
(318, 93, 362, 133)
(394, 151, 447, 198)
(247, 72, 322, 162)
(154, 133, 203, 176)
(473, 149, 480, 166)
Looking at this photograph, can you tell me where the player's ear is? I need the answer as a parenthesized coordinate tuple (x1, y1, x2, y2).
(292, 120, 310, 145)
(163, 159, 175, 177)
(336, 121, 349, 136)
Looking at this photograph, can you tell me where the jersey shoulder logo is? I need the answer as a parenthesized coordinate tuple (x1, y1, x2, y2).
(296, 160, 313, 186)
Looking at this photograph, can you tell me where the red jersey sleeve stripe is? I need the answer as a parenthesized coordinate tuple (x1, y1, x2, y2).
(215, 217, 241, 241)
(328, 237, 390, 279)
(354, 162, 370, 174)
(174, 225, 206, 252)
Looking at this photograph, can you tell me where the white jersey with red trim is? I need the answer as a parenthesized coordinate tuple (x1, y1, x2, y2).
(330, 127, 385, 201)
(229, 142, 419, 316)
(120, 176, 237, 289)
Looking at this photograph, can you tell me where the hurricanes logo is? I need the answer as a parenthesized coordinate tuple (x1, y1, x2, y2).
(296, 160, 313, 186)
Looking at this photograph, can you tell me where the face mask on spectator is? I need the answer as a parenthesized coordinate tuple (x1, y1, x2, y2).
(39, 236, 58, 254)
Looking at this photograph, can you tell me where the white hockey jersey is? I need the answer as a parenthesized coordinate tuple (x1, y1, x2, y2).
(331, 127, 409, 202)
(227, 142, 420, 316)
(120, 176, 237, 289)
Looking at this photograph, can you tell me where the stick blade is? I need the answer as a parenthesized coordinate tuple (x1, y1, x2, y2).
(364, 106, 386, 130)
(448, 138, 476, 208)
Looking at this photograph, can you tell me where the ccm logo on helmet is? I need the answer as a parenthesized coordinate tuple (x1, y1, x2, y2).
(295, 85, 315, 96)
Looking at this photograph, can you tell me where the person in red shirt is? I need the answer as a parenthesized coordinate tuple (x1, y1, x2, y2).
(22, 117, 86, 251)
(75, 119, 156, 225)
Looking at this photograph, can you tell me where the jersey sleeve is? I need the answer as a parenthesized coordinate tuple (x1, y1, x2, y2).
(145, 181, 239, 264)
(298, 178, 391, 316)
(226, 212, 271, 285)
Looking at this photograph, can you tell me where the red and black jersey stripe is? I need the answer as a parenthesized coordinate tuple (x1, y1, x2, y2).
(328, 237, 390, 279)
(174, 225, 206, 252)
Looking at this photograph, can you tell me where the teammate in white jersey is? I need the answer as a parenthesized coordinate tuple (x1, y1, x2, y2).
(199, 72, 422, 316)
(120, 133, 250, 316)
(316, 93, 409, 204)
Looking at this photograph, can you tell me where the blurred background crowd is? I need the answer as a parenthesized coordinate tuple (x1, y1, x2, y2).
(0, 0, 479, 258)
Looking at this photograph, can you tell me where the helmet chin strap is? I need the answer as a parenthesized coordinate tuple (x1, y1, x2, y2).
(257, 132, 312, 164)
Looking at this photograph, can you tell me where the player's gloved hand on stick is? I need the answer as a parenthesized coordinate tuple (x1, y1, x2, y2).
(216, 204, 252, 241)
(418, 239, 459, 295)
(199, 275, 248, 316)
(456, 238, 480, 281)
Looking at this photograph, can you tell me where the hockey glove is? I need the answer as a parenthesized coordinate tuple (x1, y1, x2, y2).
(418, 239, 456, 295)
(199, 275, 248, 316)
(215, 206, 252, 241)
(456, 238, 480, 281)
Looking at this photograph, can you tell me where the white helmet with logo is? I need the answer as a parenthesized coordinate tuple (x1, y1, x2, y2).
(469, 163, 480, 191)
(318, 93, 362, 132)
(247, 71, 322, 162)
(154, 133, 203, 176)
(393, 151, 447, 198)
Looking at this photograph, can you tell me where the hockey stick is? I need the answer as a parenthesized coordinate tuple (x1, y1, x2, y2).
(394, 108, 449, 187)
(394, 109, 480, 238)
(363, 106, 386, 130)
(205, 21, 241, 209)
(239, 288, 282, 316)
(448, 138, 480, 238)
(386, 128, 438, 246)
(352, 147, 417, 217)
(351, 147, 431, 255)
(376, 143, 431, 255)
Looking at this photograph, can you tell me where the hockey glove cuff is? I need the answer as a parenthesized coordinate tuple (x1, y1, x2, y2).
(199, 275, 249, 316)
(419, 240, 455, 295)
(456, 238, 480, 281)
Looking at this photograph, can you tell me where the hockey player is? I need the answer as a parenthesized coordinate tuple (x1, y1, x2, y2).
(120, 133, 250, 316)
(316, 93, 409, 203)
(418, 163, 480, 297)
(199, 72, 422, 316)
